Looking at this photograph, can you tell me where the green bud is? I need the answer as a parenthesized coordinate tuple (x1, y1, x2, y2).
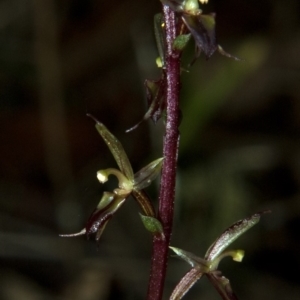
(172, 34, 191, 51)
(139, 214, 164, 238)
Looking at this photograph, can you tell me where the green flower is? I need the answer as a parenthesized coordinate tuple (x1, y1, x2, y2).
(169, 211, 270, 300)
(60, 115, 163, 242)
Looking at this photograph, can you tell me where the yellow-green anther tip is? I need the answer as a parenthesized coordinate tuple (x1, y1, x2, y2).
(232, 250, 245, 262)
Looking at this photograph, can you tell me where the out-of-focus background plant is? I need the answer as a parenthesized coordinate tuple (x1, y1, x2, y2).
(1, 0, 300, 299)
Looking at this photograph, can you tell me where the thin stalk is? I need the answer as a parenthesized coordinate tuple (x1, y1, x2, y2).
(147, 5, 181, 300)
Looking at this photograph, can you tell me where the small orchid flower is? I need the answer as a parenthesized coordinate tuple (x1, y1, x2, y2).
(169, 211, 270, 300)
(60, 115, 164, 242)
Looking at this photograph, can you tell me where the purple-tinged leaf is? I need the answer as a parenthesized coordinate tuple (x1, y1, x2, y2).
(134, 157, 164, 190)
(170, 268, 203, 300)
(205, 211, 270, 262)
(87, 114, 134, 181)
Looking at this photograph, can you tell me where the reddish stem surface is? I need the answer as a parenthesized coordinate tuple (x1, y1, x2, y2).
(146, 5, 181, 300)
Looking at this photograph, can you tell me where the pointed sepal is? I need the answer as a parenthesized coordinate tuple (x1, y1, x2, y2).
(87, 114, 134, 181)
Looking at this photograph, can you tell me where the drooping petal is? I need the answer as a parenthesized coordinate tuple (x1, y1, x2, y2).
(133, 157, 164, 190)
(205, 211, 270, 262)
(87, 114, 134, 181)
(85, 192, 127, 241)
(170, 268, 203, 300)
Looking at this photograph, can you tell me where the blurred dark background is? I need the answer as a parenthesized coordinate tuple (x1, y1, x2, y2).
(1, 0, 300, 299)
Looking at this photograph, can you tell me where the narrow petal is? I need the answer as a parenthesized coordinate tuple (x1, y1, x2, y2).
(170, 268, 203, 300)
(205, 211, 270, 261)
(133, 157, 164, 190)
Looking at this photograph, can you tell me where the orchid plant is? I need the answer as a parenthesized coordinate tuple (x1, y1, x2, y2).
(60, 1, 269, 299)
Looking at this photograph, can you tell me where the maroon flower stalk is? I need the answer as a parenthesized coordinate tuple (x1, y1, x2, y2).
(146, 5, 181, 300)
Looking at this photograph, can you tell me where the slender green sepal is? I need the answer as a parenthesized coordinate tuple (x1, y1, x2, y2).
(87, 114, 134, 181)
(205, 211, 270, 261)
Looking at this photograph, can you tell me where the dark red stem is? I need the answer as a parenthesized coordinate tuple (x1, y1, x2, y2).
(146, 5, 181, 300)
